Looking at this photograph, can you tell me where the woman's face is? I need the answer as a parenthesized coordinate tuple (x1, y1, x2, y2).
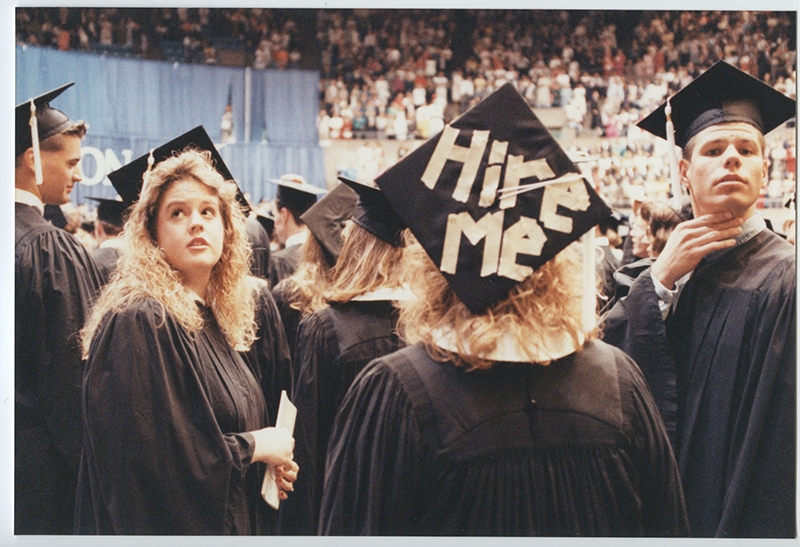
(630, 215, 649, 258)
(156, 177, 225, 298)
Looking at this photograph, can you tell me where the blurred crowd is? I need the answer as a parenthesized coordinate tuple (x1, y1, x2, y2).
(17, 8, 797, 210)
(315, 10, 796, 140)
(16, 7, 303, 67)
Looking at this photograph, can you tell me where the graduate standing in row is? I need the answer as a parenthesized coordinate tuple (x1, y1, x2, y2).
(88, 197, 129, 285)
(14, 83, 104, 534)
(271, 183, 358, 362)
(602, 61, 796, 537)
(267, 175, 327, 288)
(319, 84, 688, 536)
(77, 128, 298, 534)
(281, 176, 408, 535)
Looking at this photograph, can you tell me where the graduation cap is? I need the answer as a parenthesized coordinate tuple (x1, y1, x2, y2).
(374, 83, 611, 314)
(16, 83, 78, 185)
(267, 175, 327, 218)
(338, 176, 406, 247)
(300, 182, 358, 265)
(106, 125, 250, 214)
(638, 61, 797, 149)
(256, 213, 276, 239)
(88, 197, 130, 228)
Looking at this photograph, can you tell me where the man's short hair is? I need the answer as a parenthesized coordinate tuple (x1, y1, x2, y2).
(39, 121, 88, 153)
(15, 121, 87, 169)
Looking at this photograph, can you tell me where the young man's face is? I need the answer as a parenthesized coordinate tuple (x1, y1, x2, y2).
(273, 203, 291, 245)
(40, 134, 83, 205)
(680, 122, 769, 219)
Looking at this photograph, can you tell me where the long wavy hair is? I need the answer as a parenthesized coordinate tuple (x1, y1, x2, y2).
(397, 237, 595, 370)
(280, 234, 336, 315)
(323, 224, 406, 303)
(81, 148, 255, 356)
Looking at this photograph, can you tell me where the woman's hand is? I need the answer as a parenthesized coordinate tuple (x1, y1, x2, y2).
(275, 459, 299, 501)
(250, 426, 295, 466)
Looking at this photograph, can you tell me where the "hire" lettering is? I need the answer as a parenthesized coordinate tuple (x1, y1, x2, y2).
(423, 126, 590, 281)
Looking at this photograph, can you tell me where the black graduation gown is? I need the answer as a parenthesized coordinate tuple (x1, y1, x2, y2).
(268, 243, 302, 288)
(271, 279, 304, 366)
(280, 300, 404, 535)
(89, 245, 121, 286)
(319, 341, 688, 536)
(15, 202, 104, 534)
(602, 229, 796, 537)
(596, 243, 621, 305)
(75, 297, 273, 535)
(246, 216, 271, 280)
(241, 276, 293, 426)
(600, 257, 655, 316)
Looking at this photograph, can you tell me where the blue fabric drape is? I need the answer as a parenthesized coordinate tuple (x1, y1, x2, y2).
(16, 45, 324, 205)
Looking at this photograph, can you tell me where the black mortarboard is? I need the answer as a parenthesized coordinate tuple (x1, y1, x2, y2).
(88, 197, 130, 228)
(300, 182, 358, 264)
(638, 61, 797, 148)
(256, 213, 276, 239)
(268, 175, 327, 218)
(106, 125, 250, 214)
(15, 83, 76, 157)
(374, 83, 611, 314)
(338, 176, 406, 247)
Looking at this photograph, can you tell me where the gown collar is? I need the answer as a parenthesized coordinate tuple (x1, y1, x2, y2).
(703, 213, 766, 263)
(350, 286, 417, 302)
(15, 189, 44, 215)
(431, 326, 584, 363)
(285, 230, 308, 249)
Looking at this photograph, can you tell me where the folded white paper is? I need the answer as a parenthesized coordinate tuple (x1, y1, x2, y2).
(261, 390, 297, 509)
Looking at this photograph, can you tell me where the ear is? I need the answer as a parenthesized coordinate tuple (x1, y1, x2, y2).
(761, 158, 769, 189)
(679, 157, 691, 190)
(21, 148, 36, 173)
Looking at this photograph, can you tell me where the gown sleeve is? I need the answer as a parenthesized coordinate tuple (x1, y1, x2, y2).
(618, 350, 689, 536)
(601, 268, 678, 445)
(81, 301, 257, 534)
(15, 228, 103, 470)
(279, 310, 337, 534)
(318, 359, 426, 535)
(15, 226, 104, 533)
(271, 280, 303, 362)
(243, 279, 293, 425)
(717, 261, 796, 537)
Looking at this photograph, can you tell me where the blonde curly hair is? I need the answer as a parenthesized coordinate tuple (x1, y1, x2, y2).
(397, 236, 596, 370)
(81, 148, 255, 356)
(323, 224, 406, 303)
(280, 234, 337, 316)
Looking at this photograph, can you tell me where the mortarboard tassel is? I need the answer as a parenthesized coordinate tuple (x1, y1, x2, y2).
(581, 229, 596, 333)
(665, 98, 683, 204)
(142, 149, 155, 190)
(30, 100, 43, 186)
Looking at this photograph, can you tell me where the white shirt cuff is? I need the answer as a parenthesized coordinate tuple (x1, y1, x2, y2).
(651, 272, 679, 320)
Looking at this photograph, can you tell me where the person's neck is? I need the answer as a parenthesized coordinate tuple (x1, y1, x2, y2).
(693, 200, 757, 223)
(284, 222, 305, 240)
(738, 207, 757, 222)
(182, 275, 210, 303)
(15, 176, 43, 202)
